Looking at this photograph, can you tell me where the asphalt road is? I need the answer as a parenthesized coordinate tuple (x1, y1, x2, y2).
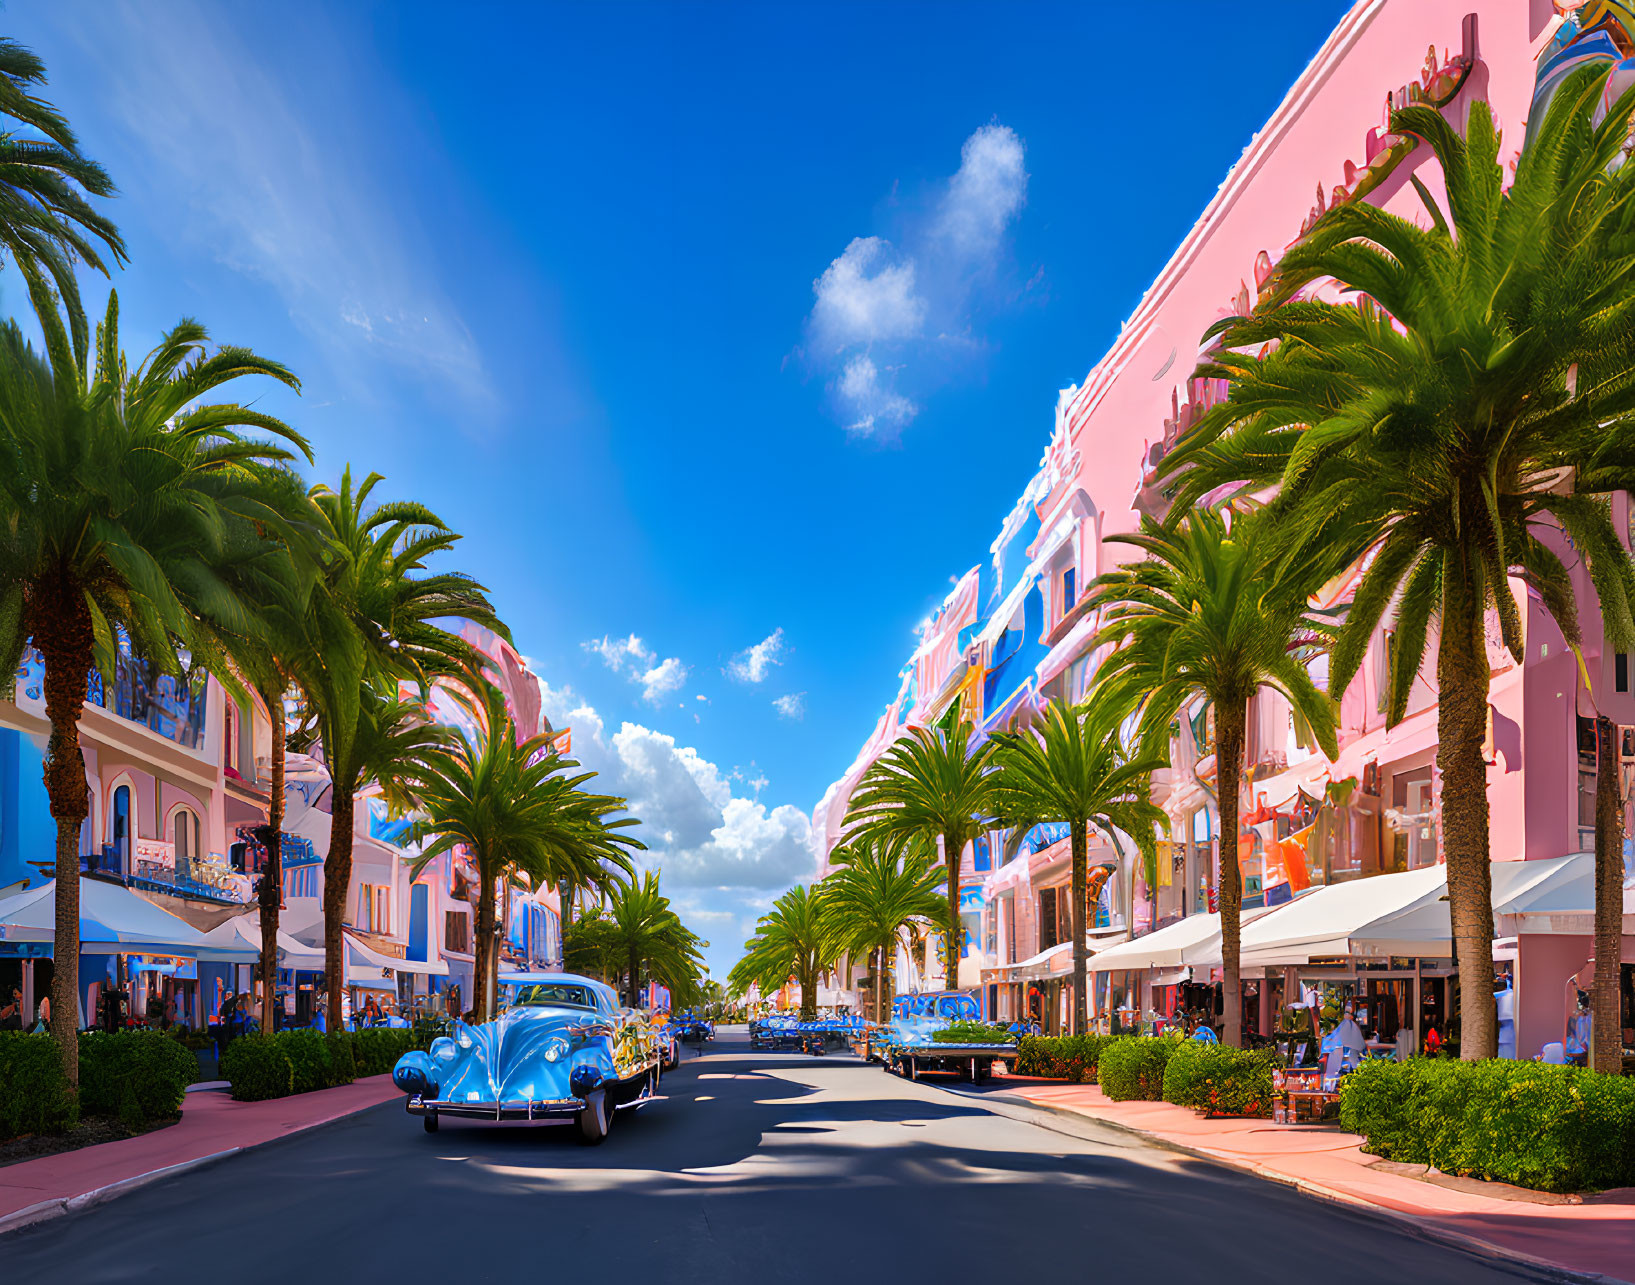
(6, 1028, 1558, 1285)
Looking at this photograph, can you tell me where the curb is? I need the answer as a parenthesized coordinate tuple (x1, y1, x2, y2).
(0, 1089, 393, 1240)
(939, 1084, 1631, 1285)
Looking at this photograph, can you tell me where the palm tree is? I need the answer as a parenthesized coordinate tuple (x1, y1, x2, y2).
(989, 703, 1168, 1034)
(407, 674, 641, 1021)
(1158, 73, 1635, 1058)
(0, 273, 305, 1082)
(844, 719, 996, 992)
(819, 837, 945, 1022)
(289, 467, 502, 1034)
(730, 884, 834, 1021)
(603, 872, 706, 1007)
(0, 39, 125, 330)
(1085, 507, 1337, 1047)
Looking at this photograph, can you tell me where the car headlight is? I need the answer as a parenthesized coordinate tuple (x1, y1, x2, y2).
(543, 1036, 570, 1062)
(431, 1037, 459, 1062)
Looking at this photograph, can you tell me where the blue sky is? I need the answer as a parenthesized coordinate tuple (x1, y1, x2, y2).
(14, 1, 1351, 977)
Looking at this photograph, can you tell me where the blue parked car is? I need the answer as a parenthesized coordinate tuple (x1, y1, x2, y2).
(392, 973, 663, 1144)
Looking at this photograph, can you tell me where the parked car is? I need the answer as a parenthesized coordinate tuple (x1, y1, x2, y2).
(392, 973, 663, 1144)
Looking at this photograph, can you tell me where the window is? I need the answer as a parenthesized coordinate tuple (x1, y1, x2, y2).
(110, 785, 130, 873)
(172, 807, 200, 867)
(357, 884, 391, 934)
(1062, 567, 1077, 613)
(1618, 653, 1629, 694)
(444, 910, 471, 953)
(223, 701, 240, 774)
(1038, 887, 1060, 950)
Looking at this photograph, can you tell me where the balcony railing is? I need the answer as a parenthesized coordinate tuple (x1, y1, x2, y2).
(19, 642, 207, 750)
(81, 843, 252, 906)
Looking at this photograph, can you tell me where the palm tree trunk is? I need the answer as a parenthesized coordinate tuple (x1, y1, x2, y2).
(942, 830, 962, 991)
(1069, 820, 1088, 1035)
(799, 963, 817, 1022)
(628, 942, 642, 1009)
(473, 877, 496, 1022)
(324, 785, 355, 1034)
(257, 693, 285, 1036)
(874, 945, 885, 1023)
(1438, 556, 1497, 1060)
(1593, 715, 1624, 1074)
(1217, 700, 1246, 1049)
(36, 583, 93, 1086)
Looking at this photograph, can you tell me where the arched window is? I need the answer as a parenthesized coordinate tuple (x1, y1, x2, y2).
(223, 701, 239, 775)
(110, 785, 131, 875)
(172, 806, 201, 868)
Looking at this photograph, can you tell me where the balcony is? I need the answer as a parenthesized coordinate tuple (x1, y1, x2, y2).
(79, 843, 253, 906)
(19, 642, 207, 751)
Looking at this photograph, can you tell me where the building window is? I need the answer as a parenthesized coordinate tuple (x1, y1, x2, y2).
(110, 785, 130, 873)
(172, 806, 200, 867)
(357, 884, 391, 934)
(445, 910, 470, 953)
(1062, 567, 1076, 614)
(223, 701, 240, 774)
(1618, 653, 1629, 694)
(1038, 887, 1060, 950)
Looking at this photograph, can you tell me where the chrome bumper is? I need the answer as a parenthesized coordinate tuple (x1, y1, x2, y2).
(406, 1095, 586, 1122)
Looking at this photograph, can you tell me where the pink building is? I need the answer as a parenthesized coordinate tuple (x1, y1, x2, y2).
(816, 2, 1635, 1051)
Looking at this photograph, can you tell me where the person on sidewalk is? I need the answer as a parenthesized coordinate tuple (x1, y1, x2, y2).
(0, 986, 22, 1031)
(29, 994, 50, 1033)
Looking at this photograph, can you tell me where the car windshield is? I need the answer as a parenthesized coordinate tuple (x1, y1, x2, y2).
(514, 983, 596, 1009)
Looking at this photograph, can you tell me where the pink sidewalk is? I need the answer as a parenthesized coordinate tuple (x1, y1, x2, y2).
(0, 1076, 401, 1231)
(994, 1081, 1635, 1283)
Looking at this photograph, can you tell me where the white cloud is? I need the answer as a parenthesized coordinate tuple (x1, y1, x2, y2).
(728, 628, 786, 683)
(837, 355, 917, 437)
(772, 692, 807, 721)
(584, 633, 656, 674)
(801, 124, 1028, 438)
(810, 236, 926, 351)
(936, 124, 1028, 261)
(537, 681, 818, 898)
(640, 656, 689, 704)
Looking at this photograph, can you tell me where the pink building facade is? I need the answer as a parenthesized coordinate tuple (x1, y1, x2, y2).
(814, 2, 1635, 1051)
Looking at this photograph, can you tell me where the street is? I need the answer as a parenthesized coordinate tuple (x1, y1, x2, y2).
(5, 1029, 1556, 1285)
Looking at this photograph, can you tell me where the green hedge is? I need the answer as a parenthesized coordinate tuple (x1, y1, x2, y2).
(352, 1028, 415, 1076)
(930, 1021, 1015, 1045)
(1097, 1035, 1182, 1101)
(220, 1029, 359, 1102)
(1340, 1058, 1635, 1193)
(1, 1030, 199, 1139)
(1162, 1040, 1274, 1117)
(0, 1032, 76, 1139)
(1012, 1034, 1111, 1083)
(77, 1031, 198, 1127)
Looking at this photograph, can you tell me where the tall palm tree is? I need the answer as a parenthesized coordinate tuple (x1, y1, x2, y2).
(289, 467, 502, 1034)
(0, 38, 125, 332)
(819, 837, 945, 1022)
(603, 872, 706, 1007)
(989, 703, 1168, 1034)
(0, 273, 305, 1082)
(1085, 507, 1337, 1047)
(730, 883, 834, 1021)
(844, 718, 996, 992)
(407, 674, 641, 1021)
(1159, 72, 1635, 1058)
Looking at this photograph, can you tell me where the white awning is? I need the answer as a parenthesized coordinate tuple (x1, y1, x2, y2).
(1090, 909, 1272, 973)
(345, 932, 447, 980)
(198, 914, 326, 969)
(1009, 931, 1129, 980)
(0, 879, 257, 961)
(1233, 865, 1449, 967)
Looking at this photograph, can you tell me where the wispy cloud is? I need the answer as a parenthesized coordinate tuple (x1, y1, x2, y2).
(727, 628, 787, 683)
(46, 1, 491, 410)
(803, 122, 1029, 439)
(584, 632, 688, 706)
(773, 692, 807, 721)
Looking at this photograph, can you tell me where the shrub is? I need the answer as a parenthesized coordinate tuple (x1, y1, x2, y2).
(1162, 1040, 1273, 1117)
(221, 1029, 359, 1102)
(0, 1032, 77, 1139)
(77, 1030, 197, 1126)
(1340, 1058, 1635, 1193)
(930, 1021, 1015, 1045)
(352, 1028, 415, 1076)
(1012, 1034, 1111, 1083)
(1097, 1035, 1181, 1101)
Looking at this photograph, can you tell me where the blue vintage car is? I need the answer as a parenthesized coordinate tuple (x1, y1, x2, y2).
(392, 973, 662, 1144)
(877, 990, 981, 1051)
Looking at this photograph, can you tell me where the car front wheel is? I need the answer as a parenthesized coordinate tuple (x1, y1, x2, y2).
(577, 1090, 611, 1145)
(423, 1110, 439, 1133)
